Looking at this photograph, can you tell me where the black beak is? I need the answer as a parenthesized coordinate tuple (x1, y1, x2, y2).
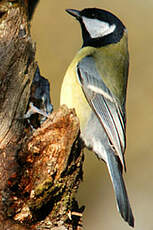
(65, 9, 81, 19)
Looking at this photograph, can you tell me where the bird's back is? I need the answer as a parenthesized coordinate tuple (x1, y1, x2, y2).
(60, 32, 128, 131)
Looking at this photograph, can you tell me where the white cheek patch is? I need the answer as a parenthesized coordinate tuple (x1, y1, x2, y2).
(82, 17, 116, 38)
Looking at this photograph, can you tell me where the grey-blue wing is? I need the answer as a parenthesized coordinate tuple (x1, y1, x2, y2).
(76, 56, 134, 227)
(77, 56, 126, 168)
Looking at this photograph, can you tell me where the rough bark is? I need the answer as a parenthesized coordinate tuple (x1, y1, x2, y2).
(0, 1, 84, 230)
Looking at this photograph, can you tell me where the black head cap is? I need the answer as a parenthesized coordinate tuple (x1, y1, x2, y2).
(66, 8, 126, 48)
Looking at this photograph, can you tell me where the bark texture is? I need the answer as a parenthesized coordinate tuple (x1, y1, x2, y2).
(0, 1, 84, 229)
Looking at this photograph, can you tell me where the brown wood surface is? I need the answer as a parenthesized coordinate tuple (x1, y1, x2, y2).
(0, 1, 84, 229)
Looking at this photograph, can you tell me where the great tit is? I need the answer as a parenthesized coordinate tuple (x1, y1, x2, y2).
(23, 66, 53, 128)
(60, 8, 134, 227)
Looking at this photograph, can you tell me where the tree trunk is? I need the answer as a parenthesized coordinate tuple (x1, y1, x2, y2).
(0, 1, 84, 229)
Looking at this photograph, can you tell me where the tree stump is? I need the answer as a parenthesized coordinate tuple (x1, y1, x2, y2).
(0, 1, 84, 229)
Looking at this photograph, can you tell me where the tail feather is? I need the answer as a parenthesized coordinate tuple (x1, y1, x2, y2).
(106, 150, 134, 227)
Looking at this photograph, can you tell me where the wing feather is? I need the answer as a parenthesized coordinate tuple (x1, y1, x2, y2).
(77, 56, 126, 169)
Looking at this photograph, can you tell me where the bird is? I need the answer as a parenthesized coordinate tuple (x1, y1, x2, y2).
(60, 8, 134, 227)
(23, 66, 53, 129)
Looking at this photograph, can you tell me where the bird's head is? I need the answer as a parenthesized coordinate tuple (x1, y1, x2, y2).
(66, 8, 126, 47)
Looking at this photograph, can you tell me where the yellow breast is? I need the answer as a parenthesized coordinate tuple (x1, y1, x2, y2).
(60, 33, 128, 128)
(60, 47, 94, 129)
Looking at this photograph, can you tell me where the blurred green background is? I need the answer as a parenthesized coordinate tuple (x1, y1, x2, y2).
(31, 1, 153, 229)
